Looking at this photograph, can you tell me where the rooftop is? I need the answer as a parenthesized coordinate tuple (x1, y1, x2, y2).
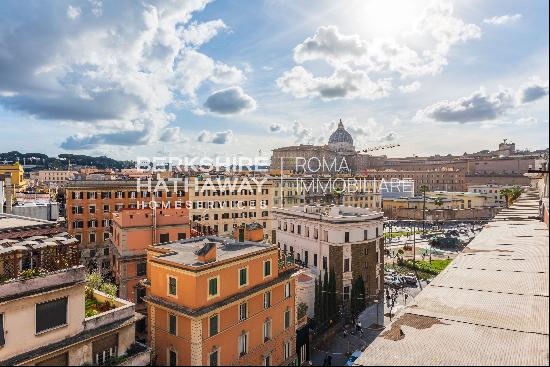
(0, 213, 51, 230)
(274, 205, 384, 222)
(150, 236, 276, 269)
(354, 190, 549, 366)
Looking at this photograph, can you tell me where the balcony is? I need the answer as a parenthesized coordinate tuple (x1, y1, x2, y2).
(83, 289, 135, 332)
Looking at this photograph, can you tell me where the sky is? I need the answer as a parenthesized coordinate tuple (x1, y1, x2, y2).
(0, 0, 548, 161)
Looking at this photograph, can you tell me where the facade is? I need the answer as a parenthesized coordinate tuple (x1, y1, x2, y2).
(272, 205, 384, 308)
(382, 196, 462, 211)
(0, 163, 25, 189)
(0, 215, 148, 366)
(271, 120, 362, 174)
(366, 169, 466, 194)
(37, 170, 77, 186)
(64, 179, 187, 275)
(428, 191, 490, 209)
(110, 207, 191, 316)
(188, 176, 272, 240)
(467, 184, 516, 207)
(145, 236, 298, 366)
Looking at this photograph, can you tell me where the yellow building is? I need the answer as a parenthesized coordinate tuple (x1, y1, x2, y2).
(383, 196, 462, 211)
(0, 163, 25, 189)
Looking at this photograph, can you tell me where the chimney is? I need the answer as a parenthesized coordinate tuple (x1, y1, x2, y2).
(196, 242, 217, 263)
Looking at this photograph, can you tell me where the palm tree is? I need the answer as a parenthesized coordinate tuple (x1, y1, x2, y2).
(500, 188, 512, 208)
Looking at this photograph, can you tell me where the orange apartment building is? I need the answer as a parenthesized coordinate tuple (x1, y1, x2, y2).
(145, 236, 298, 366)
(110, 207, 191, 316)
(64, 179, 188, 274)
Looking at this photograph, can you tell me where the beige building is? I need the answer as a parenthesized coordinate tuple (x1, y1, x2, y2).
(428, 191, 490, 209)
(188, 176, 273, 240)
(467, 184, 517, 207)
(0, 215, 149, 366)
(37, 170, 78, 186)
(383, 196, 463, 211)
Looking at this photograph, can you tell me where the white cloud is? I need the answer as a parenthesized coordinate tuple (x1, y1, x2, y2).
(398, 81, 422, 93)
(203, 86, 256, 115)
(483, 14, 522, 25)
(0, 0, 250, 150)
(197, 130, 234, 144)
(278, 1, 480, 101)
(415, 87, 515, 123)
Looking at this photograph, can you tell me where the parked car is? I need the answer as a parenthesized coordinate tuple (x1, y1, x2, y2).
(346, 351, 362, 366)
(401, 275, 417, 285)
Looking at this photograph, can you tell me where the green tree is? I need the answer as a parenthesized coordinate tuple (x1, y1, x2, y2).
(328, 268, 337, 320)
(350, 276, 366, 318)
(314, 277, 321, 323)
(420, 185, 429, 232)
(322, 270, 329, 323)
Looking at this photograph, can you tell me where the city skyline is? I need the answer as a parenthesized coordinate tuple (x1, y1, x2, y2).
(0, 0, 548, 161)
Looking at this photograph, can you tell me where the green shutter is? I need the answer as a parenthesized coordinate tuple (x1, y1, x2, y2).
(209, 278, 217, 295)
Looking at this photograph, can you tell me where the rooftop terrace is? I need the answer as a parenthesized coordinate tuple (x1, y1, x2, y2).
(150, 236, 276, 268)
(354, 189, 549, 366)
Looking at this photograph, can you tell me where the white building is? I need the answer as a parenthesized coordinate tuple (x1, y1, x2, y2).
(467, 184, 516, 207)
(273, 205, 384, 305)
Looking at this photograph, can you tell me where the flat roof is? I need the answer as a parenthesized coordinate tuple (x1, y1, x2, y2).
(0, 214, 51, 230)
(354, 190, 549, 366)
(151, 236, 275, 268)
(273, 205, 384, 222)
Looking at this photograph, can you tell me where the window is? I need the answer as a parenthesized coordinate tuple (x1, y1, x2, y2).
(345, 231, 350, 243)
(36, 297, 67, 333)
(159, 233, 170, 243)
(168, 349, 177, 366)
(322, 256, 327, 270)
(177, 232, 187, 240)
(239, 267, 248, 287)
(209, 349, 219, 366)
(103, 204, 110, 213)
(313, 254, 318, 267)
(136, 262, 147, 276)
(208, 277, 219, 298)
(284, 340, 291, 359)
(0, 314, 4, 347)
(263, 354, 271, 366)
(168, 314, 177, 335)
(209, 314, 219, 337)
(263, 260, 272, 278)
(263, 319, 272, 341)
(136, 287, 146, 304)
(93, 334, 118, 366)
(168, 276, 177, 296)
(263, 292, 272, 309)
(364, 230, 368, 240)
(89, 233, 96, 243)
(343, 286, 350, 301)
(284, 283, 291, 298)
(238, 333, 248, 356)
(89, 205, 96, 214)
(344, 258, 350, 272)
(284, 308, 291, 329)
(239, 302, 248, 321)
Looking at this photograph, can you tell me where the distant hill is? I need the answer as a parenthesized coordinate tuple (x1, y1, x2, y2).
(0, 151, 135, 170)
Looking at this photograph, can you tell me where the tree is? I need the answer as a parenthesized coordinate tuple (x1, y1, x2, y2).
(314, 277, 321, 323)
(350, 276, 366, 319)
(434, 197, 444, 208)
(297, 302, 308, 320)
(328, 268, 337, 320)
(322, 270, 330, 323)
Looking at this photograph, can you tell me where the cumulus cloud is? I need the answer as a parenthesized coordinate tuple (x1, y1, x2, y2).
(278, 2, 480, 100)
(269, 123, 285, 133)
(417, 78, 550, 123)
(516, 78, 549, 103)
(277, 66, 392, 100)
(0, 0, 251, 150)
(483, 14, 522, 25)
(203, 86, 256, 115)
(415, 88, 515, 123)
(398, 81, 422, 93)
(196, 130, 234, 144)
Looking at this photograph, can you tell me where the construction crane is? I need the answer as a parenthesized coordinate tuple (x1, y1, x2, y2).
(361, 143, 400, 153)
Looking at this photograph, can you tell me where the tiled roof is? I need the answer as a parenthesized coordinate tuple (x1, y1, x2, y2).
(354, 190, 549, 366)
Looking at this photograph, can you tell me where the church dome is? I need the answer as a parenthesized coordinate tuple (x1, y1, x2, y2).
(328, 119, 354, 146)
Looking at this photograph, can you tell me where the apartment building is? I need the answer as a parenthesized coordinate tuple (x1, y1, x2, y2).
(366, 169, 466, 194)
(37, 170, 78, 186)
(0, 215, 149, 366)
(272, 205, 384, 307)
(188, 176, 272, 240)
(145, 236, 298, 366)
(467, 184, 516, 207)
(65, 179, 187, 274)
(110, 207, 191, 316)
(428, 191, 490, 209)
(272, 176, 381, 209)
(0, 163, 25, 189)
